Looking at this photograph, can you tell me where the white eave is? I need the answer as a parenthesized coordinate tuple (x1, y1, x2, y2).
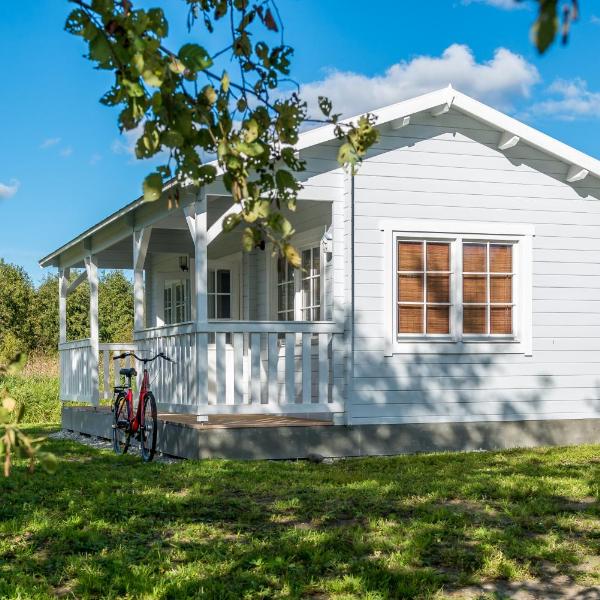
(40, 85, 600, 268)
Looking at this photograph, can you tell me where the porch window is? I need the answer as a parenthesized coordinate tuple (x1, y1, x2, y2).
(276, 245, 323, 321)
(301, 247, 321, 320)
(164, 279, 190, 325)
(208, 269, 232, 319)
(277, 256, 295, 321)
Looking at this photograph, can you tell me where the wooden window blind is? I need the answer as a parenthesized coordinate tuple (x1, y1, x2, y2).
(463, 242, 513, 335)
(397, 241, 451, 335)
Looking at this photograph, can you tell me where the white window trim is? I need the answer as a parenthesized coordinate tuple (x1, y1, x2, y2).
(269, 225, 328, 322)
(380, 219, 534, 356)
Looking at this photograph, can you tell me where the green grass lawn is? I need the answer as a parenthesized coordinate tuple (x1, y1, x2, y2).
(1, 426, 599, 599)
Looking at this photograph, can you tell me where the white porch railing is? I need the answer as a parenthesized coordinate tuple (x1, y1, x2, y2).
(59, 340, 138, 403)
(134, 321, 345, 415)
(59, 322, 345, 416)
(59, 339, 96, 403)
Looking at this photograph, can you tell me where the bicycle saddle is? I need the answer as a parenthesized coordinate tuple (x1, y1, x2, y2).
(119, 368, 137, 378)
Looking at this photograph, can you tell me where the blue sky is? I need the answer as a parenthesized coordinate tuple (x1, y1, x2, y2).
(1, 0, 600, 282)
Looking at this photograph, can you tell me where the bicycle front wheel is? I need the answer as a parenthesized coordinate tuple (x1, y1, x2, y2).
(140, 392, 157, 462)
(112, 393, 130, 455)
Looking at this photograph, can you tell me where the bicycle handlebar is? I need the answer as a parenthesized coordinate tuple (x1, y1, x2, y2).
(113, 351, 175, 364)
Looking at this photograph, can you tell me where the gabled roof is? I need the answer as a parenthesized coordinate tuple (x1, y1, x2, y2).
(300, 85, 600, 182)
(39, 85, 600, 268)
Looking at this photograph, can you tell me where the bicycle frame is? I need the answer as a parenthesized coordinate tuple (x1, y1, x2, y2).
(120, 367, 150, 434)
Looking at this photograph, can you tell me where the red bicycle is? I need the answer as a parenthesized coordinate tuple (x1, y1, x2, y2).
(111, 351, 173, 462)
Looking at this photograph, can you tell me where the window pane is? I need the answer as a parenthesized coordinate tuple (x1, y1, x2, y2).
(398, 241, 423, 271)
(463, 276, 486, 303)
(312, 248, 320, 275)
(302, 277, 310, 306)
(277, 258, 287, 284)
(208, 270, 215, 293)
(313, 306, 321, 320)
(490, 245, 512, 273)
(398, 305, 423, 334)
(217, 295, 231, 319)
(427, 306, 450, 334)
(398, 274, 424, 302)
(313, 277, 320, 307)
(287, 283, 294, 311)
(427, 243, 450, 271)
(208, 295, 215, 319)
(463, 306, 487, 334)
(302, 249, 311, 270)
(302, 308, 310, 320)
(491, 306, 512, 334)
(463, 244, 486, 272)
(217, 270, 230, 293)
(427, 275, 450, 303)
(490, 275, 512, 303)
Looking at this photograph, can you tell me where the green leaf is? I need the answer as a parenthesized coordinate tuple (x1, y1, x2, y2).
(236, 141, 264, 157)
(38, 452, 58, 474)
(178, 43, 213, 72)
(275, 169, 296, 192)
(143, 173, 163, 202)
(242, 228, 255, 252)
(222, 212, 242, 232)
(282, 243, 301, 268)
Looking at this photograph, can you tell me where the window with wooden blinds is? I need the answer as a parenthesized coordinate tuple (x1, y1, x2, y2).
(463, 242, 514, 335)
(397, 240, 451, 335)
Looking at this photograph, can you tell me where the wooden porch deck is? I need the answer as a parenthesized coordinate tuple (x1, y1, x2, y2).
(158, 412, 332, 429)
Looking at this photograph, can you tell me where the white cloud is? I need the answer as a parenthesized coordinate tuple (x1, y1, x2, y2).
(462, 0, 528, 9)
(40, 137, 61, 149)
(90, 153, 102, 165)
(0, 179, 20, 200)
(591, 15, 600, 25)
(527, 78, 600, 121)
(60, 146, 73, 158)
(300, 44, 540, 118)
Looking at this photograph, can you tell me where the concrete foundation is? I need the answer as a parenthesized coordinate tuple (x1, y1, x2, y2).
(61, 406, 600, 460)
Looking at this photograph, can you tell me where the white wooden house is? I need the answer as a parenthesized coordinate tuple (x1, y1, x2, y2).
(41, 86, 600, 457)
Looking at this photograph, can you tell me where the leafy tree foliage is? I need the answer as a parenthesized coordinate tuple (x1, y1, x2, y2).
(65, 0, 379, 266)
(0, 261, 34, 362)
(528, 0, 579, 54)
(0, 260, 134, 357)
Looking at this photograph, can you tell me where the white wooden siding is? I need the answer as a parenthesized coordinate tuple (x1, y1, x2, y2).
(350, 111, 600, 425)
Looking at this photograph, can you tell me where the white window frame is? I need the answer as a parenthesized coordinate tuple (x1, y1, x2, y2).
(270, 226, 327, 322)
(381, 219, 534, 356)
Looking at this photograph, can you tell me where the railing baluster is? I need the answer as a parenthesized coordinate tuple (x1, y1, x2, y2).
(318, 333, 329, 404)
(301, 333, 311, 405)
(250, 333, 261, 404)
(285, 333, 295, 404)
(216, 332, 226, 404)
(267, 333, 278, 405)
(233, 332, 244, 405)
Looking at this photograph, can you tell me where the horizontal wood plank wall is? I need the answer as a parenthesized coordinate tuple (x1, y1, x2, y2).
(346, 111, 600, 425)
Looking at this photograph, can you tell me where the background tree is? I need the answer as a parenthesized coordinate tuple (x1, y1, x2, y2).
(0, 261, 34, 362)
(99, 271, 134, 343)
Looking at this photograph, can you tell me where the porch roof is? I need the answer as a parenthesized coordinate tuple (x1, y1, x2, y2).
(40, 85, 600, 269)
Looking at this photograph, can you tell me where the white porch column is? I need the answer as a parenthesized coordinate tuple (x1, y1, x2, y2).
(183, 190, 208, 405)
(85, 255, 100, 406)
(330, 173, 353, 422)
(133, 227, 151, 331)
(58, 268, 70, 344)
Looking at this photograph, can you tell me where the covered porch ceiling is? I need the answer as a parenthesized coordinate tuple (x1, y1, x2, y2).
(43, 196, 332, 270)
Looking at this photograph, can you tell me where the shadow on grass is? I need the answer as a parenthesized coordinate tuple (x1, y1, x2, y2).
(1, 439, 599, 599)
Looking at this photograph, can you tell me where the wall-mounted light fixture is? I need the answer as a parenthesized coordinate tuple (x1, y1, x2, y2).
(179, 255, 189, 272)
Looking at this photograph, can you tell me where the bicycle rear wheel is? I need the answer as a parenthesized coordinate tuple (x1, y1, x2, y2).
(112, 393, 131, 455)
(140, 392, 157, 462)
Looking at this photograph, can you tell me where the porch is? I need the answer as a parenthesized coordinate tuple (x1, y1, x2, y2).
(52, 185, 349, 423)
